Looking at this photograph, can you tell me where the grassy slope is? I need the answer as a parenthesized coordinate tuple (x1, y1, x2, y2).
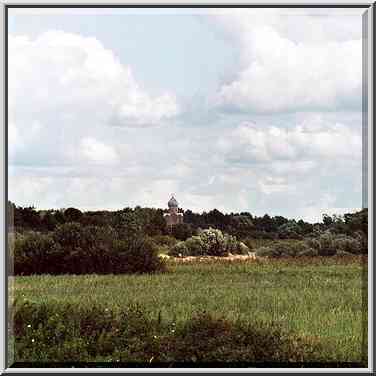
(10, 256, 367, 363)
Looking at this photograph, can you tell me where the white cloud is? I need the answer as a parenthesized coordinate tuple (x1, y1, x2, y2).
(81, 137, 119, 165)
(9, 31, 179, 130)
(218, 118, 362, 164)
(210, 10, 362, 113)
(8, 17, 363, 222)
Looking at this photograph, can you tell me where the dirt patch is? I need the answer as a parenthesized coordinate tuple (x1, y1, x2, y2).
(167, 253, 258, 263)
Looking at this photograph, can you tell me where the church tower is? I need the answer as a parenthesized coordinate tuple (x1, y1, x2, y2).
(164, 195, 183, 229)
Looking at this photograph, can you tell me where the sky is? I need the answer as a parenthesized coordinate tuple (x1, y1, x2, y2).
(8, 7, 367, 222)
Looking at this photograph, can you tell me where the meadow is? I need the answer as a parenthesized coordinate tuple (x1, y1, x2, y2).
(9, 256, 367, 367)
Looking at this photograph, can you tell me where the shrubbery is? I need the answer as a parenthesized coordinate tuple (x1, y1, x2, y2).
(255, 240, 311, 258)
(112, 237, 165, 274)
(12, 300, 323, 364)
(255, 232, 365, 258)
(13, 223, 165, 275)
(13, 232, 62, 275)
(169, 228, 249, 257)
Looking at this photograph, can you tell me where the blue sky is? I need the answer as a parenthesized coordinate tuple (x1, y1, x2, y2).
(8, 8, 365, 222)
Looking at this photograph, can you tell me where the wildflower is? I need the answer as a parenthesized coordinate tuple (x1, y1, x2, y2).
(31, 339, 35, 343)
(27, 324, 31, 328)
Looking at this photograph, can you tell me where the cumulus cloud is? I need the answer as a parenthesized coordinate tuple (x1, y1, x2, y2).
(210, 9, 362, 113)
(217, 118, 362, 164)
(9, 31, 179, 129)
(8, 14, 364, 222)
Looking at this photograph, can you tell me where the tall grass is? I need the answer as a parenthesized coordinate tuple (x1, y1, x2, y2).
(10, 256, 366, 365)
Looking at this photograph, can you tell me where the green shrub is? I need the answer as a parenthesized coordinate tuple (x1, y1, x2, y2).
(53, 223, 118, 274)
(237, 241, 250, 255)
(13, 231, 62, 275)
(171, 223, 194, 241)
(170, 229, 247, 257)
(112, 237, 166, 274)
(255, 246, 276, 257)
(354, 231, 368, 254)
(284, 241, 310, 257)
(169, 241, 190, 257)
(13, 301, 322, 364)
(13, 223, 164, 275)
(333, 235, 362, 255)
(241, 238, 254, 251)
(152, 235, 177, 248)
(336, 250, 354, 256)
(305, 238, 321, 251)
(197, 228, 227, 256)
(306, 232, 363, 257)
(198, 228, 245, 256)
(157, 312, 321, 364)
(314, 232, 337, 256)
(297, 247, 318, 257)
(184, 236, 205, 256)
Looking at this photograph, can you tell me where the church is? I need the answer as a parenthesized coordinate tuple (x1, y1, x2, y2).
(164, 195, 183, 228)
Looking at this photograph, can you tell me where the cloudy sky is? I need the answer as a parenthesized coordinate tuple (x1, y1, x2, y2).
(8, 7, 366, 222)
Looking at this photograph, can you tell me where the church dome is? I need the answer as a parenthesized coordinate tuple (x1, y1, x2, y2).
(168, 196, 179, 208)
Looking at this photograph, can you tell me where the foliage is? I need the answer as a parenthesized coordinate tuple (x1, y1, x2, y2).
(255, 246, 275, 258)
(9, 200, 367, 243)
(12, 257, 366, 364)
(333, 235, 363, 255)
(112, 237, 166, 274)
(13, 223, 165, 275)
(12, 300, 324, 365)
(255, 240, 309, 258)
(171, 223, 194, 241)
(170, 241, 190, 257)
(13, 232, 62, 275)
(169, 228, 249, 257)
(152, 235, 178, 248)
(64, 207, 83, 222)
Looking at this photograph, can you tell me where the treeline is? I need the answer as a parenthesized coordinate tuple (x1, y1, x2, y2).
(8, 201, 368, 242)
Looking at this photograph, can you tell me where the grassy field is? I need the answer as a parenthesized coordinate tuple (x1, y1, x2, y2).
(9, 256, 367, 366)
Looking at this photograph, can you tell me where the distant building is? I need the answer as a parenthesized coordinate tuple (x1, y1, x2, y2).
(164, 195, 183, 228)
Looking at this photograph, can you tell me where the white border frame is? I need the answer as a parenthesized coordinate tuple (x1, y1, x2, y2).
(0, 1, 373, 373)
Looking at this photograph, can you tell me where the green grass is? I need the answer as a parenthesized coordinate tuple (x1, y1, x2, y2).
(10, 256, 367, 365)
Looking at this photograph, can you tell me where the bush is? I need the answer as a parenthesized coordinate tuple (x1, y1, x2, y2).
(53, 223, 118, 274)
(171, 223, 194, 241)
(169, 229, 248, 257)
(184, 236, 205, 256)
(112, 237, 166, 274)
(13, 231, 62, 275)
(255, 246, 277, 257)
(333, 235, 362, 255)
(305, 232, 364, 257)
(152, 235, 177, 248)
(241, 238, 254, 251)
(354, 231, 368, 254)
(237, 242, 250, 255)
(12, 301, 323, 364)
(13, 222, 165, 275)
(285, 241, 310, 257)
(196, 228, 227, 256)
(255, 241, 312, 258)
(198, 228, 245, 256)
(318, 233, 337, 256)
(169, 241, 190, 257)
(297, 247, 318, 257)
